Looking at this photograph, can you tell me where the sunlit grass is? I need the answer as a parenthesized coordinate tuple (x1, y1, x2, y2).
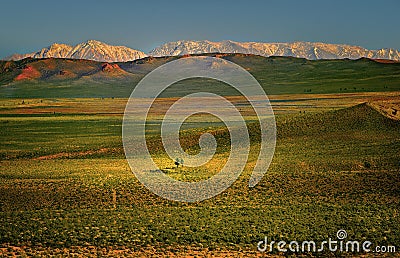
(0, 94, 399, 255)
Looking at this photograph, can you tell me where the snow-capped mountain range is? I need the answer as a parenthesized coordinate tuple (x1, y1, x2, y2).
(150, 40, 400, 61)
(5, 40, 147, 62)
(5, 39, 400, 62)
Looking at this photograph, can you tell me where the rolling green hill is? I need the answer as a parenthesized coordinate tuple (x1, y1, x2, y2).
(0, 54, 399, 98)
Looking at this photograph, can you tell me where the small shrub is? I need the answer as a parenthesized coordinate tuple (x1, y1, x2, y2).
(364, 161, 371, 169)
(174, 158, 184, 168)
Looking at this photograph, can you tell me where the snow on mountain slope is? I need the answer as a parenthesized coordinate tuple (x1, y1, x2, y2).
(6, 40, 147, 62)
(149, 40, 400, 61)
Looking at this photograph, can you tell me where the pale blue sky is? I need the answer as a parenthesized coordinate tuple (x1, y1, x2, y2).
(0, 0, 399, 58)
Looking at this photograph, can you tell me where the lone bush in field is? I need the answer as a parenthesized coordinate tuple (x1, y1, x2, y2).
(175, 158, 184, 168)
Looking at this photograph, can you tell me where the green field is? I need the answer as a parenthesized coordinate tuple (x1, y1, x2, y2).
(1, 92, 399, 256)
(1, 55, 400, 98)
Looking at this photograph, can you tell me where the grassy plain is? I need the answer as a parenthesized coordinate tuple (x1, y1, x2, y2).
(0, 92, 399, 256)
(1, 55, 400, 98)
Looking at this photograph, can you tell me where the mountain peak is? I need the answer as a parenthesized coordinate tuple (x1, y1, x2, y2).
(86, 39, 101, 44)
(82, 39, 108, 46)
(6, 40, 147, 62)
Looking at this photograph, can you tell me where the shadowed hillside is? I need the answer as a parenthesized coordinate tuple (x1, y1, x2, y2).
(276, 103, 400, 138)
(151, 103, 400, 172)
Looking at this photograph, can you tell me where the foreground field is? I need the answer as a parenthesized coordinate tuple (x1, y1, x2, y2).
(0, 93, 399, 256)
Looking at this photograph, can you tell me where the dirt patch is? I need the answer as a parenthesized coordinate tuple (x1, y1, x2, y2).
(372, 59, 400, 64)
(15, 65, 41, 81)
(369, 100, 400, 121)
